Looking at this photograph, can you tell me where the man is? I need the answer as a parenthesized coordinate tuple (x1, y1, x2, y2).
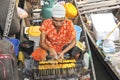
(32, 4, 81, 60)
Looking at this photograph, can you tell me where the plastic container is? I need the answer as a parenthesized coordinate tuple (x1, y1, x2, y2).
(9, 38, 20, 56)
(74, 25, 82, 41)
(29, 36, 40, 49)
(84, 52, 89, 69)
(102, 39, 116, 53)
(42, 8, 52, 19)
(27, 26, 41, 37)
(43, 0, 56, 8)
(20, 40, 35, 55)
(42, 0, 56, 19)
(64, 3, 77, 18)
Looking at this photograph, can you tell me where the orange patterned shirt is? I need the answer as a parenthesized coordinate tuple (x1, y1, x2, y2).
(40, 19, 76, 54)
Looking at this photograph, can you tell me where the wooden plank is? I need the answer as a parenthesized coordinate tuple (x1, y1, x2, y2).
(79, 6, 120, 14)
(77, 0, 119, 6)
(77, 0, 120, 14)
(77, 0, 120, 10)
(77, 0, 104, 5)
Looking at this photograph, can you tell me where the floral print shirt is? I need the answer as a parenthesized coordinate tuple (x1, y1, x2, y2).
(40, 19, 76, 54)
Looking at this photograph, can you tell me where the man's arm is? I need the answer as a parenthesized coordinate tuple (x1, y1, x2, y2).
(59, 39, 76, 59)
(39, 31, 58, 59)
(39, 31, 51, 51)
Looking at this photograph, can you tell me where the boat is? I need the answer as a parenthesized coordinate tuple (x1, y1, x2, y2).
(18, 0, 96, 80)
(75, 0, 120, 80)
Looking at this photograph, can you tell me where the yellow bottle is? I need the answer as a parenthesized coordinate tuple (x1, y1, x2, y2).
(18, 51, 25, 64)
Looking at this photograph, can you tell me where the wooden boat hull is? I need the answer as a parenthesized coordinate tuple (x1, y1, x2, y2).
(75, 0, 120, 80)
(88, 35, 120, 80)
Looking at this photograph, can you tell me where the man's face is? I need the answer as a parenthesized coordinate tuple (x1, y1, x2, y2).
(52, 17, 65, 27)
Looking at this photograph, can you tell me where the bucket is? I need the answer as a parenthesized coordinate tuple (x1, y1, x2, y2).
(64, 3, 77, 18)
(74, 25, 82, 41)
(9, 38, 20, 56)
(29, 36, 40, 49)
(20, 40, 35, 55)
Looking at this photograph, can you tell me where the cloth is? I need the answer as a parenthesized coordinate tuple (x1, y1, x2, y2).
(31, 47, 47, 61)
(52, 4, 66, 18)
(17, 7, 28, 19)
(40, 19, 76, 54)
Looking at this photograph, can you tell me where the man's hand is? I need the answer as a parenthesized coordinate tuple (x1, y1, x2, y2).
(58, 52, 64, 60)
(49, 48, 58, 60)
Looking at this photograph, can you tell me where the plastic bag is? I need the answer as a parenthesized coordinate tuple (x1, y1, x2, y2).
(102, 39, 116, 53)
(31, 47, 47, 61)
(24, 58, 34, 71)
(23, 58, 34, 77)
(17, 7, 28, 19)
